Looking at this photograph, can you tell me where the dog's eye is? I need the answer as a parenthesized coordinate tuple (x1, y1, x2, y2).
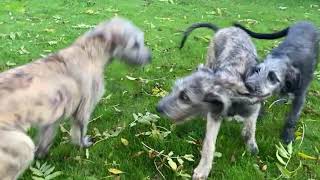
(268, 71, 279, 84)
(133, 41, 140, 49)
(179, 91, 190, 102)
(253, 67, 261, 73)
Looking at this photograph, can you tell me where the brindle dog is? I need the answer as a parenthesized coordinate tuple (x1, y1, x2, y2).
(157, 23, 260, 179)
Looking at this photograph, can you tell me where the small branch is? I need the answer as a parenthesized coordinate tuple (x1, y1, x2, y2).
(154, 159, 166, 180)
(268, 98, 287, 109)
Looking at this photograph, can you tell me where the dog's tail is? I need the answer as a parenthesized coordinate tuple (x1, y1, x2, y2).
(180, 23, 219, 49)
(233, 23, 289, 39)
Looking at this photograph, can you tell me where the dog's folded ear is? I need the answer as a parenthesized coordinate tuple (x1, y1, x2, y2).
(203, 93, 224, 113)
(283, 65, 301, 93)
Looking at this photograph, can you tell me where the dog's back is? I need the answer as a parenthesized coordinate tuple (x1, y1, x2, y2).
(272, 22, 319, 88)
(273, 22, 319, 63)
(213, 27, 257, 73)
(0, 55, 81, 131)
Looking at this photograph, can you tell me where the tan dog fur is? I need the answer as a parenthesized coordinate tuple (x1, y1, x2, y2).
(0, 17, 151, 179)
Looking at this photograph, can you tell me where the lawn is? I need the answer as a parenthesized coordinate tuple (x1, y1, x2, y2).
(0, 0, 320, 179)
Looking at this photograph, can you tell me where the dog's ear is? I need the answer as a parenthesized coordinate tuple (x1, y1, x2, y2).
(203, 93, 224, 113)
(283, 65, 301, 92)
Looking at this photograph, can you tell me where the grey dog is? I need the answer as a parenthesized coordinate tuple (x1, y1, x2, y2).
(235, 21, 319, 143)
(0, 17, 151, 179)
(157, 23, 261, 179)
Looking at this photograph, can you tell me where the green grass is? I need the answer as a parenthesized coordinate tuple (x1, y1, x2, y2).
(0, 0, 320, 179)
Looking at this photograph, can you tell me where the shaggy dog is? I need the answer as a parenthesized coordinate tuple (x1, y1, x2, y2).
(235, 21, 319, 143)
(0, 17, 151, 179)
(157, 23, 260, 179)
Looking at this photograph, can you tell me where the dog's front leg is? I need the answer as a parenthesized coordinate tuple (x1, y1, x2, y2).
(193, 113, 222, 180)
(35, 123, 57, 158)
(282, 91, 306, 144)
(71, 97, 93, 148)
(242, 103, 260, 154)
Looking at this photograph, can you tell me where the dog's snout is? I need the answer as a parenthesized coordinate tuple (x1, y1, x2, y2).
(156, 105, 164, 113)
(245, 83, 255, 93)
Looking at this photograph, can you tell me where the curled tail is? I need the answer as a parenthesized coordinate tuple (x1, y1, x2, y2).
(180, 23, 219, 49)
(233, 23, 289, 39)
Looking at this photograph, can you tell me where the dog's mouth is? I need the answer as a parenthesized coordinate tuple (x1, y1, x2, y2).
(238, 92, 271, 100)
(255, 93, 271, 99)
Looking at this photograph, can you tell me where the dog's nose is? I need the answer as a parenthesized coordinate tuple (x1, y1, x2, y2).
(156, 105, 163, 113)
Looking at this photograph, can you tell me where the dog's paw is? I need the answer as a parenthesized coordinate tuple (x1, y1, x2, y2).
(281, 128, 295, 144)
(81, 136, 93, 148)
(192, 166, 210, 180)
(247, 142, 259, 155)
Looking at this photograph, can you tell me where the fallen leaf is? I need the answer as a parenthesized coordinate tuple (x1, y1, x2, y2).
(279, 6, 288, 10)
(125, 75, 137, 81)
(177, 157, 184, 165)
(183, 154, 194, 161)
(72, 24, 94, 29)
(121, 138, 129, 146)
(214, 152, 222, 158)
(48, 41, 58, 45)
(108, 168, 124, 175)
(85, 149, 89, 159)
(167, 157, 177, 171)
(43, 28, 55, 33)
(6, 61, 17, 67)
(261, 164, 267, 171)
(132, 151, 144, 158)
(298, 152, 317, 160)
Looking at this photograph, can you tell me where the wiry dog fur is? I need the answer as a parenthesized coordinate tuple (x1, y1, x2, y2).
(235, 21, 319, 143)
(0, 17, 151, 179)
(157, 23, 260, 179)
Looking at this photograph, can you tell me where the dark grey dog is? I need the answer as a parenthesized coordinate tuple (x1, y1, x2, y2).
(157, 23, 260, 179)
(234, 21, 319, 143)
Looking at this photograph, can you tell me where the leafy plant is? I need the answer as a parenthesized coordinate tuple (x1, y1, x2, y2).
(30, 161, 62, 180)
(129, 112, 160, 127)
(130, 112, 171, 140)
(142, 142, 194, 179)
(275, 142, 302, 179)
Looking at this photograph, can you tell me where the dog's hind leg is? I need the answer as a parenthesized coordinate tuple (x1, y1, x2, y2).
(193, 113, 222, 180)
(282, 90, 307, 144)
(35, 123, 57, 158)
(242, 103, 261, 154)
(71, 98, 93, 148)
(0, 130, 35, 180)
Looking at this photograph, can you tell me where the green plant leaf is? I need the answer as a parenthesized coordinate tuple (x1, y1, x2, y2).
(298, 152, 317, 160)
(287, 142, 293, 155)
(167, 157, 177, 171)
(276, 163, 291, 178)
(30, 167, 44, 177)
(44, 171, 63, 180)
(276, 150, 287, 165)
(44, 166, 55, 176)
(276, 144, 289, 159)
(183, 154, 194, 161)
(32, 176, 45, 180)
(214, 152, 222, 158)
(177, 157, 184, 165)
